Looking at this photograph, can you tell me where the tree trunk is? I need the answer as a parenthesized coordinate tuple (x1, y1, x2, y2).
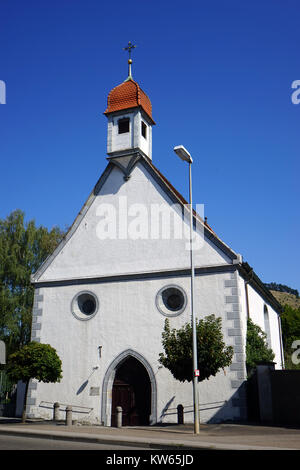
(21, 380, 29, 423)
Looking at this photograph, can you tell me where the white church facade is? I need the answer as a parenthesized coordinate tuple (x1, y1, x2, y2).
(26, 60, 284, 425)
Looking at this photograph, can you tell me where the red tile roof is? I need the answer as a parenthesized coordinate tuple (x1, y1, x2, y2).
(104, 79, 155, 124)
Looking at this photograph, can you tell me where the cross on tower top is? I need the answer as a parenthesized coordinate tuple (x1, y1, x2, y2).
(124, 41, 136, 60)
(123, 41, 136, 79)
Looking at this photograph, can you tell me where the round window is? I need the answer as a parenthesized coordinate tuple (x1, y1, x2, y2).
(71, 291, 99, 321)
(156, 285, 187, 317)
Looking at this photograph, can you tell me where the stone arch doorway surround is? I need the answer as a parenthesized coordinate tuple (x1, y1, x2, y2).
(101, 349, 157, 426)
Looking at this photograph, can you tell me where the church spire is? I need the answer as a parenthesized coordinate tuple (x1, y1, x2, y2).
(104, 43, 154, 160)
(123, 41, 136, 81)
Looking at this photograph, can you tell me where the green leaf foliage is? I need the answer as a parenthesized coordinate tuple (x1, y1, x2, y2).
(6, 341, 63, 384)
(246, 318, 275, 375)
(280, 304, 300, 369)
(0, 210, 64, 355)
(159, 315, 234, 382)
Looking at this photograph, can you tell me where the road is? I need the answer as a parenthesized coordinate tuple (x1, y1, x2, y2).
(0, 434, 150, 450)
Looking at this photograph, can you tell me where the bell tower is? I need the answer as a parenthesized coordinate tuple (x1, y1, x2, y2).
(104, 43, 155, 163)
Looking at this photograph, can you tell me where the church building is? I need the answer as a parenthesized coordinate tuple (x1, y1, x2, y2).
(26, 51, 284, 425)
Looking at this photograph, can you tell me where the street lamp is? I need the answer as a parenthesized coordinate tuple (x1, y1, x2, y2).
(173, 145, 200, 435)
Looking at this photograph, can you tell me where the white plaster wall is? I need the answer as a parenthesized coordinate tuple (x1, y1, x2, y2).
(107, 110, 152, 159)
(38, 162, 232, 282)
(107, 112, 134, 154)
(247, 283, 283, 369)
(133, 111, 152, 158)
(28, 271, 243, 424)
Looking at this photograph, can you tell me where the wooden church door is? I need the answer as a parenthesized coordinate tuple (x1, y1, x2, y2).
(111, 357, 151, 426)
(111, 379, 139, 426)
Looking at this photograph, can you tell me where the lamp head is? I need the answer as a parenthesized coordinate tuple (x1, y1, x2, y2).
(173, 145, 193, 163)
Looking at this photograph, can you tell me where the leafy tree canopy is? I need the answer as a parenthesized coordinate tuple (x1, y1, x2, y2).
(0, 210, 64, 355)
(6, 341, 63, 384)
(280, 304, 300, 369)
(159, 315, 234, 382)
(6, 341, 63, 422)
(246, 318, 275, 375)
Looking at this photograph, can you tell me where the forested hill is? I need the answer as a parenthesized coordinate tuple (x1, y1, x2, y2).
(265, 283, 300, 310)
(264, 283, 299, 298)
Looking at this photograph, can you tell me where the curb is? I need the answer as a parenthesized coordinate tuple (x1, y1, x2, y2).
(0, 426, 294, 450)
(0, 426, 209, 449)
(0, 427, 183, 449)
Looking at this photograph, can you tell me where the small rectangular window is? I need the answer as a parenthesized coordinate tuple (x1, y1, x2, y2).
(118, 118, 130, 134)
(141, 121, 147, 139)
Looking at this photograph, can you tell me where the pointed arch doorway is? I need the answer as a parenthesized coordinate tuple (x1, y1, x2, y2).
(101, 349, 157, 427)
(111, 356, 151, 426)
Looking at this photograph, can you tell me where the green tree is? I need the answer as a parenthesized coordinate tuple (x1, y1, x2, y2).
(280, 304, 300, 369)
(6, 342, 63, 422)
(246, 318, 275, 375)
(0, 210, 64, 356)
(159, 315, 234, 382)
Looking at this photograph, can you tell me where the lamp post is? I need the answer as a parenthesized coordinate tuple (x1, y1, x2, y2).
(173, 145, 200, 435)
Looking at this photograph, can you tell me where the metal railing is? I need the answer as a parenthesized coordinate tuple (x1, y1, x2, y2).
(39, 401, 93, 414)
(160, 400, 228, 423)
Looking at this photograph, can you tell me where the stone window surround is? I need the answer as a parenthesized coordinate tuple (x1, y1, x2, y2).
(155, 284, 187, 317)
(71, 290, 99, 321)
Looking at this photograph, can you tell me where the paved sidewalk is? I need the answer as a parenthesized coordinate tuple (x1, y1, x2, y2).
(0, 418, 299, 450)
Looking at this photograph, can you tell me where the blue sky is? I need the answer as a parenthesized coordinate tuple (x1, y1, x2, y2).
(0, 0, 299, 291)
